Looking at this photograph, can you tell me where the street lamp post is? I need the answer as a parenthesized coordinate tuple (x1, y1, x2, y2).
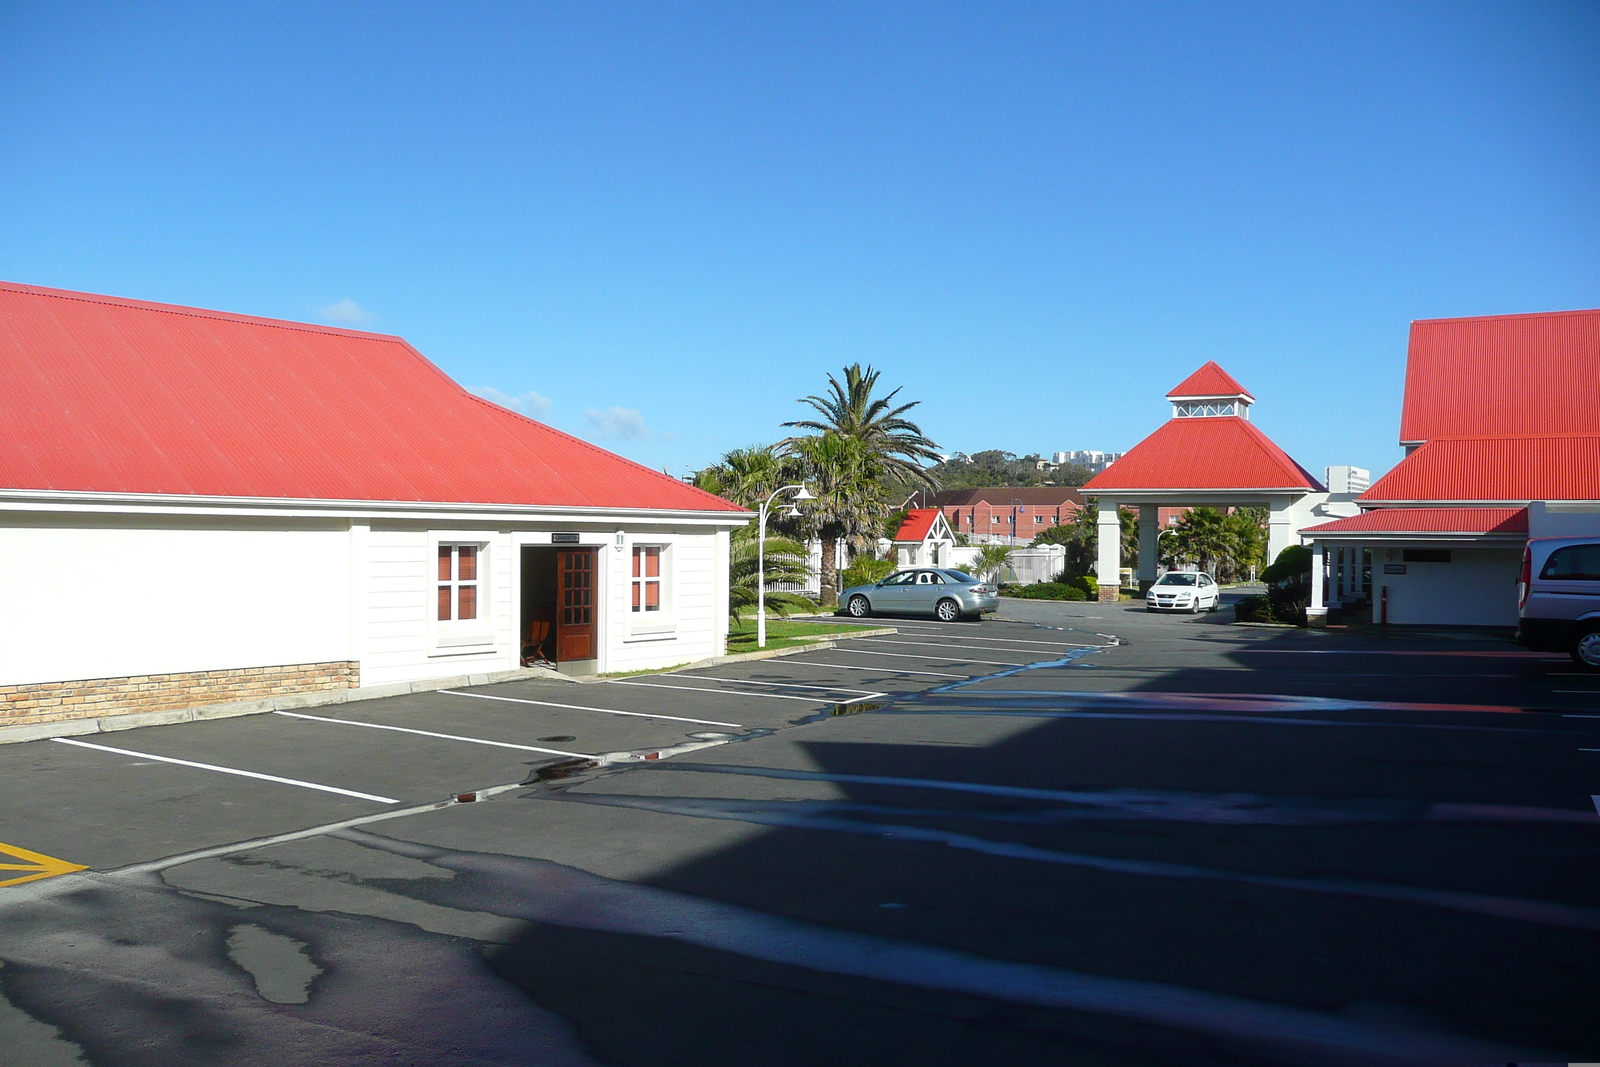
(757, 483, 813, 649)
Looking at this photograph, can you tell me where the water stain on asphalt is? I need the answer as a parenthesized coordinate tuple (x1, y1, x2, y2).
(224, 923, 321, 1004)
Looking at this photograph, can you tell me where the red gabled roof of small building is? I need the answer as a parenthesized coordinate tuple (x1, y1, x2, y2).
(1081, 417, 1323, 492)
(1399, 309, 1600, 444)
(0, 281, 744, 512)
(1303, 507, 1528, 536)
(1359, 434, 1600, 504)
(893, 508, 943, 542)
(1166, 361, 1254, 400)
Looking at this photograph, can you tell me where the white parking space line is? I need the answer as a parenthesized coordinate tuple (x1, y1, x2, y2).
(887, 629, 1101, 649)
(786, 659, 969, 679)
(668, 674, 884, 699)
(604, 679, 825, 704)
(274, 710, 594, 757)
(50, 737, 400, 804)
(439, 689, 743, 728)
(829, 647, 1026, 667)
(851, 637, 1089, 657)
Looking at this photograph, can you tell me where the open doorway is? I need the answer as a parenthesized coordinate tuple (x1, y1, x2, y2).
(520, 546, 598, 672)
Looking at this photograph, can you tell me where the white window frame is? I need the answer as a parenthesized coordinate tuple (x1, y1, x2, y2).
(625, 540, 676, 639)
(429, 533, 496, 655)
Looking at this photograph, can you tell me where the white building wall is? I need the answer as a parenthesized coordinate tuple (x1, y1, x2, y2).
(1370, 546, 1521, 627)
(0, 516, 352, 687)
(1, 512, 736, 693)
(360, 525, 518, 687)
(361, 522, 732, 686)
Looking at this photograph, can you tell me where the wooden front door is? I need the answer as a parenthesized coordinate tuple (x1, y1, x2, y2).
(556, 549, 596, 661)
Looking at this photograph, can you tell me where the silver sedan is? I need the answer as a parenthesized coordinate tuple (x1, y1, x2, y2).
(841, 569, 1000, 622)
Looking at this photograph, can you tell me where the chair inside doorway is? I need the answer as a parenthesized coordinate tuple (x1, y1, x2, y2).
(520, 546, 558, 666)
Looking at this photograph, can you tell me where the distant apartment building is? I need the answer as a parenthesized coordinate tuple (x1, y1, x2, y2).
(905, 487, 1088, 545)
(1037, 450, 1125, 474)
(1324, 465, 1371, 494)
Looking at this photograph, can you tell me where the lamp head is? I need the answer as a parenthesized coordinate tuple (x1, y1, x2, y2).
(791, 485, 815, 501)
(782, 505, 802, 519)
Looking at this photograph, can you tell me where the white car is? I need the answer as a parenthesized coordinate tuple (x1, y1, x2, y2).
(1146, 571, 1220, 613)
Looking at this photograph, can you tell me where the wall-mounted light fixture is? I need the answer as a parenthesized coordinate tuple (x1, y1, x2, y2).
(615, 530, 626, 551)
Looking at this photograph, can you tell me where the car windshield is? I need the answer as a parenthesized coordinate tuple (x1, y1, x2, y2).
(942, 570, 976, 583)
(1157, 573, 1198, 586)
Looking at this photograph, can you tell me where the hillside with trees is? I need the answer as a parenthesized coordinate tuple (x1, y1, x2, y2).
(926, 450, 1093, 490)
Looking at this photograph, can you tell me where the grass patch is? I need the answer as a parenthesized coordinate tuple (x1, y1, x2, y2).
(726, 617, 880, 652)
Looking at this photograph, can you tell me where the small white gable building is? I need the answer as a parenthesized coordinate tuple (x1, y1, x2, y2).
(0, 282, 748, 737)
(890, 508, 956, 568)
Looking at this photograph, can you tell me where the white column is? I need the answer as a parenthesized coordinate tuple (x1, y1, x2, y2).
(1138, 505, 1158, 592)
(1307, 541, 1327, 627)
(1096, 497, 1121, 601)
(1326, 545, 1342, 609)
(1266, 496, 1294, 568)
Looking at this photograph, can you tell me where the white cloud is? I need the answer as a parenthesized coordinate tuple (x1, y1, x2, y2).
(584, 406, 652, 441)
(317, 298, 376, 327)
(471, 386, 553, 417)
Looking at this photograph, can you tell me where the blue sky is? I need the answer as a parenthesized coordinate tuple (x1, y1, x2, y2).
(2, 2, 1596, 483)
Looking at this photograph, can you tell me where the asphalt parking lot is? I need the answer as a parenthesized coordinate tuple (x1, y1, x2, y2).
(2, 595, 1598, 1066)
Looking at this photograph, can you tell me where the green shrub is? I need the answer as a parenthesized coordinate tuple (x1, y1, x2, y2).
(1000, 582, 1087, 601)
(1233, 594, 1273, 622)
(1050, 571, 1098, 599)
(1261, 545, 1312, 625)
(840, 558, 896, 590)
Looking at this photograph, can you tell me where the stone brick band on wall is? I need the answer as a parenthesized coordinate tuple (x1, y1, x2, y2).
(0, 661, 359, 729)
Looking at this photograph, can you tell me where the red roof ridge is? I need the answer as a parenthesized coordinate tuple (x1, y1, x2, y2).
(0, 279, 408, 344)
(1407, 431, 1600, 442)
(1411, 307, 1600, 326)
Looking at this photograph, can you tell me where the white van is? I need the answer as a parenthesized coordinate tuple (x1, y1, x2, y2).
(1516, 537, 1600, 669)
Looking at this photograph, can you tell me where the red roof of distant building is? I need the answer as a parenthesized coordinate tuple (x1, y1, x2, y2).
(0, 281, 744, 512)
(1303, 507, 1528, 536)
(893, 508, 943, 542)
(913, 487, 1086, 508)
(1081, 417, 1322, 492)
(1399, 309, 1600, 444)
(1166, 361, 1254, 400)
(1359, 434, 1600, 504)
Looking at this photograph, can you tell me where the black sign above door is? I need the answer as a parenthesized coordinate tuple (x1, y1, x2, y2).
(551, 533, 580, 544)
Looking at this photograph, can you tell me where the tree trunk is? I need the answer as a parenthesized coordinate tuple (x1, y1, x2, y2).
(819, 534, 840, 608)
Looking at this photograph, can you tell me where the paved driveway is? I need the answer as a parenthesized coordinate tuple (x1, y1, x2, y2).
(2, 602, 1597, 1066)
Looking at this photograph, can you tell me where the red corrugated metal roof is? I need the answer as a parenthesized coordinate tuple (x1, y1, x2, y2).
(1399, 309, 1600, 443)
(1081, 417, 1322, 492)
(1360, 434, 1600, 503)
(1303, 508, 1528, 536)
(893, 508, 942, 542)
(1166, 361, 1254, 400)
(0, 281, 744, 512)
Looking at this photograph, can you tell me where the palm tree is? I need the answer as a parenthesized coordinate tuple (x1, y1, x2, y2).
(786, 432, 888, 607)
(1169, 507, 1235, 576)
(692, 445, 793, 508)
(966, 544, 1014, 584)
(727, 528, 815, 623)
(783, 364, 942, 487)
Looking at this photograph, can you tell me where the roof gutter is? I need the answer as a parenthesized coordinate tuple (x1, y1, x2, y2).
(0, 488, 752, 525)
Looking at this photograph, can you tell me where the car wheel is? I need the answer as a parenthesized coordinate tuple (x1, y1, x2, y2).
(1145, 606, 1156, 613)
(1208, 597, 1219, 613)
(935, 598, 960, 622)
(847, 595, 871, 619)
(1572, 628, 1600, 670)
(1189, 600, 1201, 614)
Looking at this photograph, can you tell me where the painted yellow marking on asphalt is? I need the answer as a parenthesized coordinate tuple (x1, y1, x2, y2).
(0, 840, 88, 888)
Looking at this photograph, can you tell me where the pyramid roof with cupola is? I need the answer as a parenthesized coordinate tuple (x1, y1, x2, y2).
(1083, 363, 1321, 492)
